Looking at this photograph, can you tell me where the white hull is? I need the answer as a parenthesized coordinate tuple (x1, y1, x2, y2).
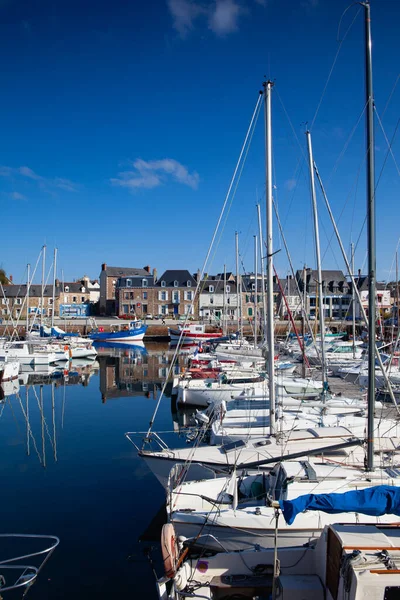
(0, 360, 20, 381)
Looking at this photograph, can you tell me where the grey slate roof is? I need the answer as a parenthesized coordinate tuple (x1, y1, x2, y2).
(200, 279, 238, 293)
(103, 266, 150, 277)
(2, 284, 57, 297)
(62, 282, 88, 293)
(156, 270, 197, 288)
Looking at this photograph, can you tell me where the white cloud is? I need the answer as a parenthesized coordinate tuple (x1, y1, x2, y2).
(0, 165, 78, 193)
(10, 191, 26, 200)
(209, 0, 242, 36)
(285, 179, 297, 191)
(167, 0, 205, 37)
(166, 0, 263, 38)
(111, 158, 200, 191)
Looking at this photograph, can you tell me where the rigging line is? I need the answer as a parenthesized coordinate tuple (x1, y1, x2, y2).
(353, 118, 400, 257)
(145, 94, 263, 441)
(326, 100, 368, 187)
(381, 73, 400, 119)
(209, 98, 262, 270)
(310, 4, 362, 131)
(374, 108, 400, 176)
(272, 198, 316, 345)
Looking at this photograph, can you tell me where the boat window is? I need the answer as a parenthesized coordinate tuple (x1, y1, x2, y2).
(384, 588, 400, 600)
(221, 440, 246, 453)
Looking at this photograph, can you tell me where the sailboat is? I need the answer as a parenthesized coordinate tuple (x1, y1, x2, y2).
(160, 0, 400, 563)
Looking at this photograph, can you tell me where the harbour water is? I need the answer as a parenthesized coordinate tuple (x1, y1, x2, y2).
(0, 343, 190, 599)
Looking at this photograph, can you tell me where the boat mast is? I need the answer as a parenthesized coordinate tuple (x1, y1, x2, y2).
(40, 244, 46, 328)
(254, 234, 258, 348)
(235, 232, 242, 337)
(263, 80, 275, 435)
(26, 263, 30, 334)
(51, 248, 57, 329)
(306, 131, 327, 391)
(223, 264, 227, 336)
(351, 243, 356, 358)
(257, 203, 267, 339)
(363, 0, 376, 471)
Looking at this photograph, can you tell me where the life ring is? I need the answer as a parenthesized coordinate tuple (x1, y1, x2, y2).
(161, 523, 178, 578)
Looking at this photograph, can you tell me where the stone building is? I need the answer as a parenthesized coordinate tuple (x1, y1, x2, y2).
(296, 269, 351, 319)
(154, 270, 198, 318)
(199, 276, 238, 323)
(1, 284, 59, 320)
(99, 264, 154, 315)
(116, 269, 156, 318)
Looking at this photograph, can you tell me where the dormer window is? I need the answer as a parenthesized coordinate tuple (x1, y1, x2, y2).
(174, 281, 179, 287)
(142, 279, 148, 288)
(161, 280, 166, 288)
(226, 285, 230, 293)
(209, 285, 214, 293)
(252, 283, 255, 291)
(187, 281, 191, 287)
(126, 279, 131, 287)
(65, 286, 69, 292)
(81, 286, 86, 293)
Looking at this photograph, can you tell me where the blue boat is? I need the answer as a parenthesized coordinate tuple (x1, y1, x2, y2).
(88, 319, 148, 343)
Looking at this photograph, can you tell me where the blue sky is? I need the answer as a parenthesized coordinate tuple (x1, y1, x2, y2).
(0, 0, 399, 284)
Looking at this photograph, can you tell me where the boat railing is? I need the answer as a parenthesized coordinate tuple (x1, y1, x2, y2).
(0, 533, 59, 594)
(125, 431, 170, 452)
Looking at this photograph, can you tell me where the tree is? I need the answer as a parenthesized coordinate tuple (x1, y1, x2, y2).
(0, 269, 8, 285)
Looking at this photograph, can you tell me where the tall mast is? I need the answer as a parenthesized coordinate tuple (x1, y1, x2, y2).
(26, 263, 30, 334)
(223, 264, 227, 336)
(51, 248, 57, 329)
(235, 232, 241, 335)
(40, 245, 46, 328)
(364, 0, 376, 471)
(351, 243, 356, 358)
(306, 130, 327, 391)
(263, 80, 275, 435)
(254, 235, 258, 348)
(257, 204, 267, 339)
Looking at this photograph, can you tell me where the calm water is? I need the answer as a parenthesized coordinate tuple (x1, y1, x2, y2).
(0, 343, 192, 599)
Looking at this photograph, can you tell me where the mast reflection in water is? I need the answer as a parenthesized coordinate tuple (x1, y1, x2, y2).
(0, 343, 190, 600)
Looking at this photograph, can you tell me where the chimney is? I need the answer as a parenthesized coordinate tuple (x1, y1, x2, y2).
(102, 263, 107, 271)
(9, 274, 13, 282)
(152, 268, 157, 282)
(358, 269, 361, 277)
(143, 265, 151, 273)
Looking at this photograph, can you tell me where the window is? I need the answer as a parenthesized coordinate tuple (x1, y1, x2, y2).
(142, 279, 148, 287)
(126, 279, 131, 287)
(210, 297, 214, 304)
(160, 291, 167, 301)
(209, 285, 214, 293)
(65, 286, 69, 292)
(187, 280, 191, 287)
(248, 307, 253, 316)
(226, 285, 230, 293)
(185, 291, 193, 301)
(48, 298, 53, 305)
(72, 296, 77, 303)
(123, 304, 129, 314)
(161, 280, 166, 287)
(143, 291, 148, 299)
(15, 298, 22, 305)
(81, 296, 85, 302)
(174, 280, 179, 287)
(124, 292, 129, 299)
(252, 283, 255, 291)
(81, 286, 86, 293)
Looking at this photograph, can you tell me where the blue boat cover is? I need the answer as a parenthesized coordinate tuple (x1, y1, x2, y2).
(279, 485, 400, 525)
